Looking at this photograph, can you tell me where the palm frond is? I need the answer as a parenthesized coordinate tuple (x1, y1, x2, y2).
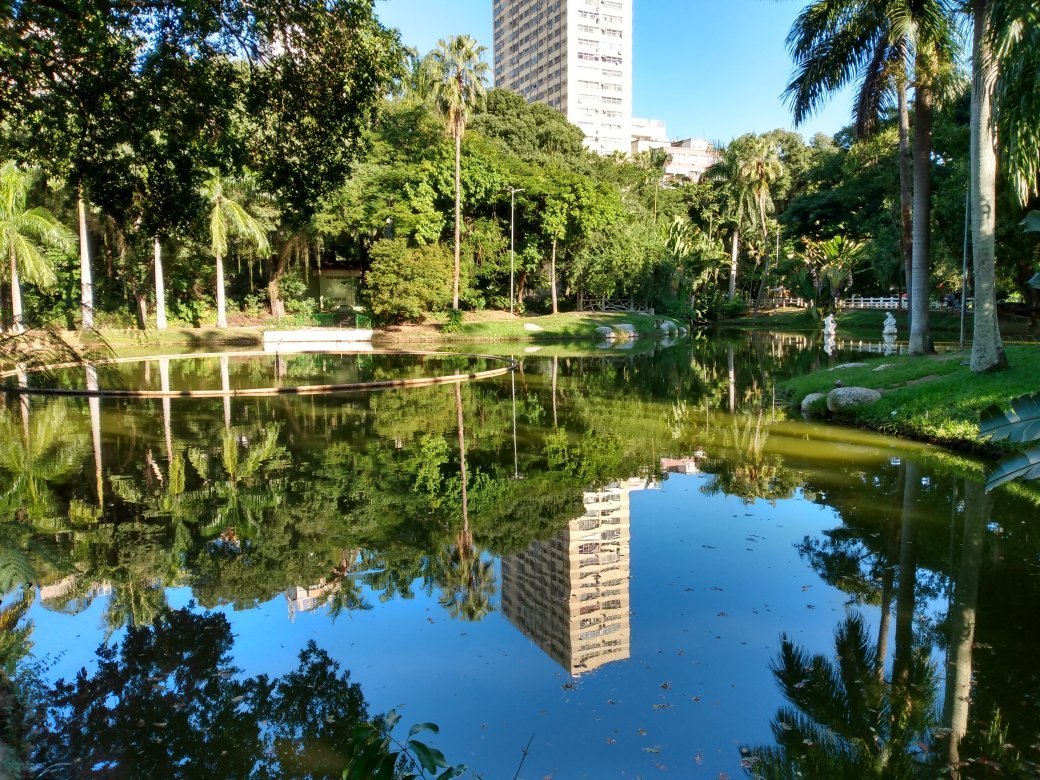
(986, 447, 1040, 492)
(979, 392, 1040, 444)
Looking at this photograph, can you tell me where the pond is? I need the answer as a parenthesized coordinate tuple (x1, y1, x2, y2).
(2, 333, 1038, 778)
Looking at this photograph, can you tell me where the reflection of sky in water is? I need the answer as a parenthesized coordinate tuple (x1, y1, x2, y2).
(26, 474, 870, 779)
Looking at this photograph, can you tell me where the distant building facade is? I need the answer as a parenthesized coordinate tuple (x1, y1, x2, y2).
(492, 0, 633, 155)
(631, 117, 716, 182)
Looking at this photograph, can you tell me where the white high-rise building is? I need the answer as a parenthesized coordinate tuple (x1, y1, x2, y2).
(492, 0, 633, 156)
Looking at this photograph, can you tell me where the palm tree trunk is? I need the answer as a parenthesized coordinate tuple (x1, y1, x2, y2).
(892, 460, 919, 708)
(551, 355, 558, 427)
(550, 238, 559, 314)
(78, 191, 94, 330)
(86, 365, 103, 506)
(9, 248, 24, 334)
(728, 228, 739, 301)
(154, 236, 167, 331)
(159, 358, 173, 463)
(898, 77, 914, 320)
(215, 252, 228, 328)
(727, 344, 735, 413)
(943, 478, 987, 768)
(455, 383, 469, 544)
(220, 354, 231, 430)
(969, 0, 1007, 373)
(452, 132, 462, 311)
(908, 83, 934, 355)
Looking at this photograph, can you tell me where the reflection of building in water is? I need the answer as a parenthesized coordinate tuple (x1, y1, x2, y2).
(502, 477, 647, 675)
(285, 579, 340, 622)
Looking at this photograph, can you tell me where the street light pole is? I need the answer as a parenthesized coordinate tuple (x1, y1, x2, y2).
(507, 186, 524, 316)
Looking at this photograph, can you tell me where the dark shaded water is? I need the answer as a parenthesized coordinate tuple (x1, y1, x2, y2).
(2, 334, 1039, 778)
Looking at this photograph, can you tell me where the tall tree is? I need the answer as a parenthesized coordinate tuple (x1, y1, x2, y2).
(784, 0, 916, 314)
(968, 0, 1040, 372)
(427, 35, 490, 310)
(0, 163, 75, 333)
(201, 172, 271, 329)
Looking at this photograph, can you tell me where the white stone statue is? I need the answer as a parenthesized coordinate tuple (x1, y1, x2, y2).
(822, 313, 837, 336)
(883, 311, 897, 336)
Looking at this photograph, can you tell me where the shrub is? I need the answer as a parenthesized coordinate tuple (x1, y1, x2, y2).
(365, 239, 452, 323)
(442, 308, 464, 333)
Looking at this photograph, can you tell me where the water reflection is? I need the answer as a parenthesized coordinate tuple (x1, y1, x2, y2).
(2, 333, 1040, 776)
(502, 478, 642, 676)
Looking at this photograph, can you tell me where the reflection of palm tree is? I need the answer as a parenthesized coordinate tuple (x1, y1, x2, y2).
(701, 412, 799, 504)
(0, 584, 34, 671)
(742, 613, 938, 778)
(0, 403, 89, 529)
(185, 424, 287, 541)
(434, 545, 495, 622)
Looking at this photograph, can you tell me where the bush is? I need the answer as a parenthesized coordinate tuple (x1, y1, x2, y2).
(442, 308, 464, 333)
(365, 239, 452, 323)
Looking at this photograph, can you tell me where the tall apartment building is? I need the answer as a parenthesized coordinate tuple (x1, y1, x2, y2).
(501, 477, 644, 675)
(492, 0, 634, 156)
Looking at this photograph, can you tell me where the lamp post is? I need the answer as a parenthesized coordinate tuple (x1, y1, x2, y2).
(507, 186, 525, 315)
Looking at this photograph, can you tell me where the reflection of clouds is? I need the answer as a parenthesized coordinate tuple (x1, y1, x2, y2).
(502, 477, 648, 675)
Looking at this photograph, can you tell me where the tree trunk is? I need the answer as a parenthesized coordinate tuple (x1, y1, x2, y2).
(268, 251, 288, 319)
(969, 0, 1007, 373)
(908, 82, 934, 355)
(550, 238, 559, 314)
(551, 355, 558, 427)
(892, 460, 919, 719)
(134, 292, 148, 330)
(78, 192, 94, 330)
(86, 365, 103, 505)
(452, 132, 462, 311)
(215, 252, 228, 328)
(898, 76, 914, 321)
(220, 354, 232, 429)
(727, 344, 735, 413)
(154, 236, 167, 331)
(9, 249, 24, 334)
(728, 228, 739, 302)
(943, 478, 987, 768)
(455, 383, 469, 545)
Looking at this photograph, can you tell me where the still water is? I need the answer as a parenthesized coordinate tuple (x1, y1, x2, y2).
(2, 334, 1039, 778)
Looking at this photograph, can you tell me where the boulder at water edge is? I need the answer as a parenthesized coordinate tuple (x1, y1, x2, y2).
(800, 392, 827, 415)
(523, 323, 544, 332)
(827, 386, 882, 412)
(614, 323, 638, 339)
(595, 326, 616, 340)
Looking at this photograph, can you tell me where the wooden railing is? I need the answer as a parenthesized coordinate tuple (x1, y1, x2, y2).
(579, 296, 654, 314)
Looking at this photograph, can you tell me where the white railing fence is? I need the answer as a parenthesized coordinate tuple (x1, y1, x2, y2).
(763, 295, 970, 311)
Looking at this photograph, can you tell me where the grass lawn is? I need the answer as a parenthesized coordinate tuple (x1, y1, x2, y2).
(780, 344, 1040, 453)
(720, 307, 1040, 342)
(377, 311, 675, 342)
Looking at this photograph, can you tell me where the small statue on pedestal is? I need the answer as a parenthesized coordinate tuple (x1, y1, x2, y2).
(883, 311, 897, 337)
(823, 313, 837, 336)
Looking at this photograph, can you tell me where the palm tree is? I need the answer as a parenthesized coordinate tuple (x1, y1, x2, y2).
(785, 0, 916, 315)
(968, 0, 1040, 372)
(783, 0, 957, 354)
(0, 162, 75, 333)
(427, 35, 490, 311)
(741, 613, 938, 778)
(706, 135, 781, 303)
(201, 171, 271, 328)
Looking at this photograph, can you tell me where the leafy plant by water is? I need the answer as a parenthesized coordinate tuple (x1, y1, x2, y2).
(980, 392, 1040, 490)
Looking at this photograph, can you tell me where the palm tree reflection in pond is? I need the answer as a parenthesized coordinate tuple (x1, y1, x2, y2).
(433, 384, 497, 622)
(741, 613, 938, 779)
(701, 411, 799, 504)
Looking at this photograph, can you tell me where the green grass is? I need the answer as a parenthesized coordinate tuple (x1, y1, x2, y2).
(780, 344, 1040, 452)
(720, 307, 967, 339)
(386, 312, 677, 342)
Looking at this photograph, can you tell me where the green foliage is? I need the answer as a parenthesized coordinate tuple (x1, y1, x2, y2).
(366, 239, 453, 323)
(441, 308, 465, 333)
(343, 709, 465, 780)
(980, 393, 1040, 491)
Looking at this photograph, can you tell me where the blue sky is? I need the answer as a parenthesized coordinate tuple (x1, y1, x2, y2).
(373, 0, 855, 144)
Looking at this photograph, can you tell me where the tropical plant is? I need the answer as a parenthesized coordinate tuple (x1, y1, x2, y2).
(969, 0, 1040, 372)
(790, 234, 865, 315)
(979, 392, 1040, 490)
(0, 162, 75, 333)
(343, 709, 466, 780)
(426, 35, 490, 311)
(741, 612, 938, 778)
(201, 171, 271, 328)
(785, 0, 916, 317)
